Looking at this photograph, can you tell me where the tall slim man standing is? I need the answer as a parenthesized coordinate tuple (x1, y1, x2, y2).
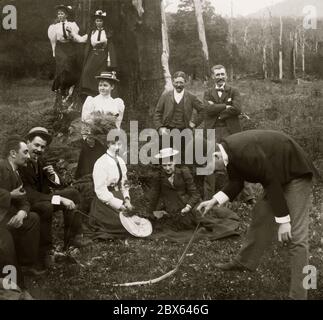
(203, 65, 254, 202)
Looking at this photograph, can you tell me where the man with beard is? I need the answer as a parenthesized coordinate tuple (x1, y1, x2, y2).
(154, 71, 204, 161)
(19, 127, 89, 269)
(0, 136, 41, 290)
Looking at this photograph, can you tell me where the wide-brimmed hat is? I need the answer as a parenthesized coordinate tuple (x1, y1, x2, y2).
(26, 127, 52, 145)
(55, 4, 72, 14)
(93, 10, 107, 18)
(119, 212, 153, 237)
(95, 71, 119, 82)
(154, 148, 179, 159)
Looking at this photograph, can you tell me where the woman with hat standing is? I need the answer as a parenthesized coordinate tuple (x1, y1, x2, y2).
(74, 71, 125, 180)
(69, 10, 117, 97)
(48, 4, 81, 98)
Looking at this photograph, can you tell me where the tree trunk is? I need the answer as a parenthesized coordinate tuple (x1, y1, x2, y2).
(301, 31, 306, 77)
(279, 16, 283, 80)
(160, 0, 172, 91)
(192, 0, 209, 77)
(290, 31, 296, 79)
(74, 0, 164, 129)
(263, 44, 268, 79)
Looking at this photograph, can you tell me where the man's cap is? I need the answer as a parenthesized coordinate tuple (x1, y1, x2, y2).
(26, 127, 52, 145)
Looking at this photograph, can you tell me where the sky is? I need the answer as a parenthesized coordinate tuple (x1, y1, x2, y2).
(164, 0, 286, 17)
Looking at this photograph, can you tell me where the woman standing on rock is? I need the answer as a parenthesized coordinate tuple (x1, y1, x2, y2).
(48, 4, 81, 100)
(70, 10, 117, 97)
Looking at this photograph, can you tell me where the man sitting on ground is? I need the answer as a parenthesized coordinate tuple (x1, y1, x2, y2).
(19, 127, 90, 269)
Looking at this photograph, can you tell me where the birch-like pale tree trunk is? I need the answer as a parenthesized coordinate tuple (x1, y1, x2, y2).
(192, 0, 209, 76)
(263, 45, 268, 79)
(301, 30, 306, 77)
(279, 16, 283, 80)
(160, 0, 172, 91)
(290, 30, 297, 79)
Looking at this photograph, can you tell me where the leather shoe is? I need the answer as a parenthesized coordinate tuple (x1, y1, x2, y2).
(215, 261, 251, 272)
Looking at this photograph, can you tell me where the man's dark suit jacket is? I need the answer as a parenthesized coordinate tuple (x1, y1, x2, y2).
(19, 159, 57, 205)
(0, 159, 30, 223)
(154, 90, 204, 130)
(203, 85, 241, 133)
(220, 130, 318, 218)
(148, 166, 201, 214)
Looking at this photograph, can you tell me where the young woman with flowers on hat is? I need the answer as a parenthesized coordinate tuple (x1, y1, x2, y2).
(69, 10, 117, 97)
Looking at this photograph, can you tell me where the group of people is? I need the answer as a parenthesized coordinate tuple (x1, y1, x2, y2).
(0, 127, 91, 296)
(48, 5, 117, 101)
(0, 4, 320, 300)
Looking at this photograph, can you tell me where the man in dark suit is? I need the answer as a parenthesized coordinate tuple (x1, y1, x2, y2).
(203, 64, 254, 202)
(197, 129, 319, 300)
(203, 65, 241, 134)
(0, 136, 41, 287)
(154, 71, 204, 161)
(19, 127, 89, 268)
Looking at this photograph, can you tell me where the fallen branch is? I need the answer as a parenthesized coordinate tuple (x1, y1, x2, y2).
(113, 223, 201, 287)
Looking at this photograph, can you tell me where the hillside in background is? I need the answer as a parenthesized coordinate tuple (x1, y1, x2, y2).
(248, 0, 323, 18)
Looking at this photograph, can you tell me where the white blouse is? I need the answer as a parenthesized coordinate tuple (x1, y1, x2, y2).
(48, 21, 80, 56)
(93, 152, 130, 210)
(72, 29, 108, 48)
(81, 95, 125, 129)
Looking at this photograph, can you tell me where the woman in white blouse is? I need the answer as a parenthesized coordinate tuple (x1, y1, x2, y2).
(47, 4, 81, 97)
(70, 10, 117, 97)
(74, 71, 125, 180)
(82, 71, 125, 129)
(89, 135, 133, 239)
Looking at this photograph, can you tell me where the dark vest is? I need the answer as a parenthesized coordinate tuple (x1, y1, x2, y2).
(168, 98, 185, 129)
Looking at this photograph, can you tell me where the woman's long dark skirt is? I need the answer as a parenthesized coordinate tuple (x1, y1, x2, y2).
(52, 41, 80, 93)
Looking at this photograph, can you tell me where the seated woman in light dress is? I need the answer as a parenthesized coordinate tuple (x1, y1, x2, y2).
(74, 71, 125, 180)
(89, 134, 133, 239)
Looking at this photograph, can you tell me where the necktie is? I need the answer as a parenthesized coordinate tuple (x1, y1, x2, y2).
(62, 22, 67, 39)
(107, 153, 123, 186)
(97, 29, 102, 42)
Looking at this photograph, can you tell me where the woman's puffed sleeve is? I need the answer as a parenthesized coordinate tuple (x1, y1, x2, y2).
(48, 24, 57, 57)
(81, 96, 94, 122)
(71, 22, 80, 34)
(115, 98, 125, 129)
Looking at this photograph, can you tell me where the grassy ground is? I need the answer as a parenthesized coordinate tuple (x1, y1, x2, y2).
(0, 78, 322, 300)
